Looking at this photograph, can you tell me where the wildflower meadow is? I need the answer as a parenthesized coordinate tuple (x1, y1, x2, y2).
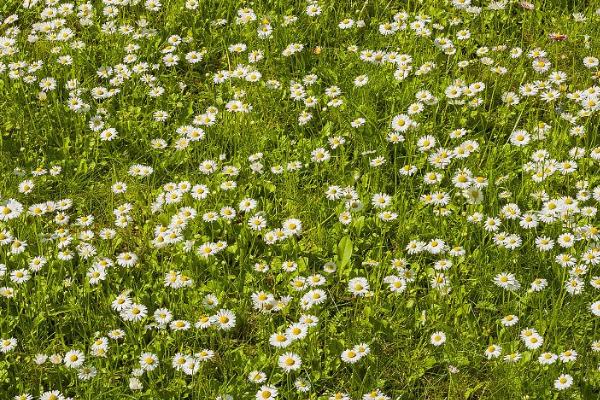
(1, 0, 600, 398)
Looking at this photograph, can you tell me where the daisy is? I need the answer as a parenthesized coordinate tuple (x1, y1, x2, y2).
(372, 193, 391, 208)
(248, 370, 267, 384)
(282, 218, 302, 236)
(213, 309, 236, 330)
(348, 277, 370, 296)
(484, 344, 502, 359)
(354, 343, 371, 357)
(78, 366, 97, 380)
(256, 385, 278, 400)
(341, 349, 361, 363)
(269, 332, 291, 348)
(430, 331, 446, 346)
(554, 374, 573, 390)
(39, 391, 65, 400)
(591, 301, 600, 316)
(523, 334, 544, 350)
(391, 114, 414, 132)
(538, 352, 558, 365)
(559, 349, 577, 363)
(286, 323, 308, 341)
(139, 352, 159, 371)
(123, 303, 148, 322)
(0, 337, 17, 353)
(500, 315, 519, 327)
(63, 349, 85, 368)
(278, 352, 302, 372)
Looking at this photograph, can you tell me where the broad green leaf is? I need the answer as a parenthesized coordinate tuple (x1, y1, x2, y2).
(337, 235, 353, 270)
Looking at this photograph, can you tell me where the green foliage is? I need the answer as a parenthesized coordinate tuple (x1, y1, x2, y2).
(0, 0, 599, 399)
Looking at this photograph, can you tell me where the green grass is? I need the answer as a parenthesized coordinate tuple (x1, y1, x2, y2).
(0, 0, 600, 399)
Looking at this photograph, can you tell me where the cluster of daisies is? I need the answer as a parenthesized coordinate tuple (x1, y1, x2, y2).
(1, 0, 600, 398)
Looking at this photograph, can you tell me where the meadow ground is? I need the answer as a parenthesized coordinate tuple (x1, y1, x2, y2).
(0, 0, 600, 399)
